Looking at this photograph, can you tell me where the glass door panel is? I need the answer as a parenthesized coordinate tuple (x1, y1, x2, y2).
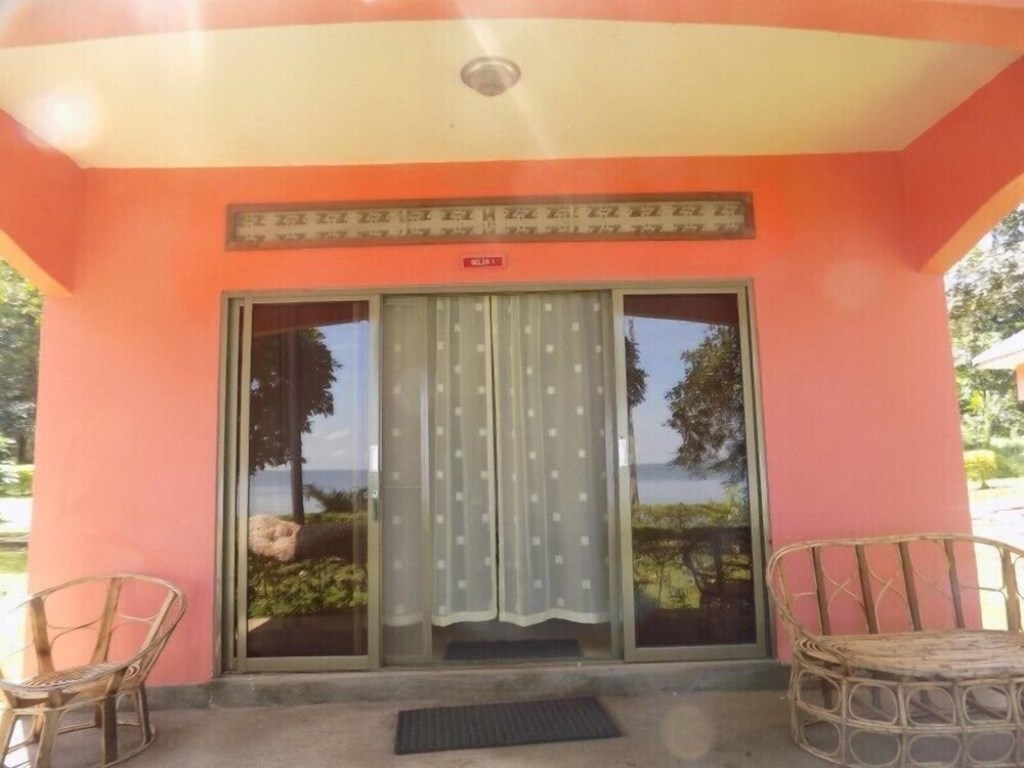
(616, 291, 765, 661)
(237, 299, 379, 669)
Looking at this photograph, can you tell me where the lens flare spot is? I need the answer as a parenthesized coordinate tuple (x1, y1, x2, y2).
(23, 82, 103, 154)
(661, 703, 715, 760)
(822, 257, 883, 312)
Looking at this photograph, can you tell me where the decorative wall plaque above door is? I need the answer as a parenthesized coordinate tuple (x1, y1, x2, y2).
(226, 194, 754, 250)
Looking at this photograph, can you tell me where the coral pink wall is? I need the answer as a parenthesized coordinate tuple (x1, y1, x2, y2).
(0, 113, 81, 295)
(29, 153, 970, 684)
(904, 57, 1024, 273)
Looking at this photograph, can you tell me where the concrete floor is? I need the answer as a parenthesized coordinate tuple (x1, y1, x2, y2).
(22, 690, 827, 768)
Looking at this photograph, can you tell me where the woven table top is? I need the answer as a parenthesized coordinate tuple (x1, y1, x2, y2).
(823, 629, 1024, 680)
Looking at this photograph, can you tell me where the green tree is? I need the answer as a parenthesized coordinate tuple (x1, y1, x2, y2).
(992, 206, 1024, 252)
(664, 324, 747, 485)
(964, 449, 998, 489)
(0, 261, 42, 464)
(945, 206, 1024, 449)
(0, 433, 14, 490)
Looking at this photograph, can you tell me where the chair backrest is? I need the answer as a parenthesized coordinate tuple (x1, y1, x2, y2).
(2, 573, 185, 683)
(767, 533, 1024, 639)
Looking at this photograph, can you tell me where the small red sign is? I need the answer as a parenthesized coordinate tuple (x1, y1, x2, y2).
(462, 254, 506, 269)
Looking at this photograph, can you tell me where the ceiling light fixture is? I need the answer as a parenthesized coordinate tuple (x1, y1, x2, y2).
(460, 57, 521, 97)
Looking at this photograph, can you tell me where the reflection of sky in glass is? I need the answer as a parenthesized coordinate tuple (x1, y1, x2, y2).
(628, 317, 710, 465)
(301, 319, 370, 470)
(294, 310, 734, 474)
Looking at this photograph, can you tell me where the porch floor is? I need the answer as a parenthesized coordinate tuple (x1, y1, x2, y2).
(36, 690, 824, 768)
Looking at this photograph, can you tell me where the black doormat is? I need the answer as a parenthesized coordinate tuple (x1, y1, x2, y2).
(442, 638, 583, 661)
(394, 696, 620, 755)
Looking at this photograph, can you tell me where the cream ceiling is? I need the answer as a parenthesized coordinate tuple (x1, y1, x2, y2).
(0, 19, 1018, 168)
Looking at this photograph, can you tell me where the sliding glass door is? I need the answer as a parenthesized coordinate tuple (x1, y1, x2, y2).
(228, 298, 380, 671)
(221, 285, 766, 672)
(615, 290, 766, 662)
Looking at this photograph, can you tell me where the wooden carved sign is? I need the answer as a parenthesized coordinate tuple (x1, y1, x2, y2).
(226, 194, 754, 250)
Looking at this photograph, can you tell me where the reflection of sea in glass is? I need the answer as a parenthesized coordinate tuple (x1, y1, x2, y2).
(242, 302, 371, 658)
(624, 294, 755, 648)
(249, 468, 369, 516)
(633, 463, 729, 505)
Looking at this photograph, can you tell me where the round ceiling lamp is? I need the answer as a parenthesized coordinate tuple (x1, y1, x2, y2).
(460, 57, 521, 97)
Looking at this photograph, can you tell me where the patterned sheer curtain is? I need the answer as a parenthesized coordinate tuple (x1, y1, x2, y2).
(382, 297, 497, 632)
(381, 298, 428, 637)
(382, 293, 613, 635)
(492, 293, 614, 625)
(429, 297, 498, 625)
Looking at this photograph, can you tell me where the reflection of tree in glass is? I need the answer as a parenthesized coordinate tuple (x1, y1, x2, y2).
(246, 323, 370, 614)
(625, 324, 649, 410)
(625, 321, 649, 505)
(664, 325, 746, 485)
(249, 328, 338, 523)
(303, 484, 367, 515)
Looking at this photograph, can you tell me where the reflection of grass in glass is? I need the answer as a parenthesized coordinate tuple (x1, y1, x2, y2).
(249, 505, 368, 618)
(248, 556, 367, 618)
(635, 558, 699, 609)
(633, 500, 752, 612)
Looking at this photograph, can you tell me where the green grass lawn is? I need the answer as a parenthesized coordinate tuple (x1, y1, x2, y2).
(0, 550, 26, 574)
(967, 476, 1024, 501)
(0, 469, 32, 496)
(0, 548, 28, 678)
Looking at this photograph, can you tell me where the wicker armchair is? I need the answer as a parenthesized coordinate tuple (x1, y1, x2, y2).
(767, 533, 1024, 768)
(0, 574, 186, 768)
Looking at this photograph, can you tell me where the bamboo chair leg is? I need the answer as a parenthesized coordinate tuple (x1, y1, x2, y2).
(27, 713, 42, 744)
(134, 687, 153, 744)
(0, 709, 16, 767)
(32, 712, 61, 768)
(100, 696, 119, 765)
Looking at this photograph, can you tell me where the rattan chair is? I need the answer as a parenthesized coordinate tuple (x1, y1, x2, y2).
(0, 574, 185, 768)
(767, 534, 1024, 768)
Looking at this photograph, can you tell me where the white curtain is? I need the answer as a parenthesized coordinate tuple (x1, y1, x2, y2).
(381, 297, 497, 630)
(382, 293, 612, 632)
(381, 298, 429, 632)
(492, 293, 613, 625)
(428, 297, 498, 625)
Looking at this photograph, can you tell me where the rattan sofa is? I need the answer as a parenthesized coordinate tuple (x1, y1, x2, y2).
(767, 533, 1024, 768)
(0, 574, 185, 768)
